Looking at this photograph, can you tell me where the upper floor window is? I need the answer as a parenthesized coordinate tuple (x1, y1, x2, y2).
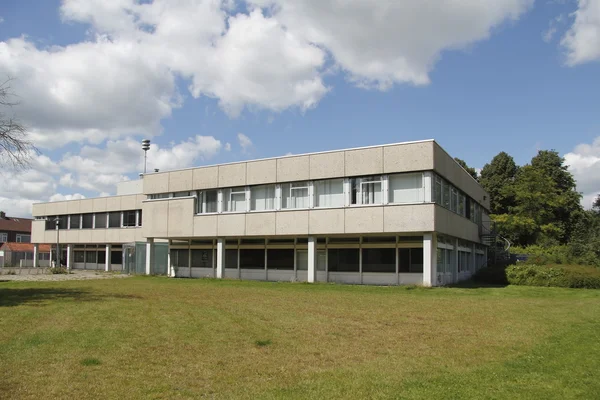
(70, 214, 81, 229)
(450, 187, 458, 213)
(95, 213, 107, 229)
(82, 213, 93, 229)
(223, 187, 246, 212)
(351, 176, 382, 205)
(173, 191, 193, 198)
(0, 232, 7, 242)
(314, 179, 344, 208)
(251, 185, 275, 211)
(434, 175, 442, 205)
(108, 212, 121, 228)
(389, 173, 423, 204)
(196, 190, 218, 214)
(122, 210, 137, 227)
(149, 193, 170, 200)
(16, 234, 31, 243)
(282, 182, 310, 209)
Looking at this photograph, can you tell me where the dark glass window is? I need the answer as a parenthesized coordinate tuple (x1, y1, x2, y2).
(97, 251, 106, 264)
(138, 210, 142, 226)
(362, 248, 395, 273)
(95, 213, 107, 228)
(267, 249, 294, 270)
(171, 249, 189, 268)
(240, 238, 265, 245)
(58, 215, 68, 230)
(268, 238, 294, 244)
(240, 249, 265, 269)
(82, 213, 93, 229)
(74, 251, 85, 263)
(70, 214, 81, 229)
(111, 250, 123, 264)
(191, 249, 213, 268)
(45, 216, 56, 230)
(327, 249, 359, 272)
(362, 236, 396, 243)
(296, 238, 309, 244)
(122, 210, 136, 227)
(225, 249, 238, 269)
(399, 248, 424, 273)
(86, 251, 97, 263)
(328, 237, 360, 244)
(108, 212, 121, 228)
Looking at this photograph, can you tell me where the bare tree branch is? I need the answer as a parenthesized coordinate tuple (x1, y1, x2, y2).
(0, 77, 38, 169)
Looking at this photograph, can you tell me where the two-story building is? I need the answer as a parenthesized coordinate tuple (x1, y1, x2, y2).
(31, 140, 490, 286)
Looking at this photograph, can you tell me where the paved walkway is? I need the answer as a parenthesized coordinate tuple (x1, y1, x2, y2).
(0, 269, 132, 282)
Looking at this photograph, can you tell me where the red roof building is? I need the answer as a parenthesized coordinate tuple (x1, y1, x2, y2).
(0, 211, 33, 246)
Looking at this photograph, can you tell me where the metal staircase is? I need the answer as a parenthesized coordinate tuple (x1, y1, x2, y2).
(480, 221, 512, 266)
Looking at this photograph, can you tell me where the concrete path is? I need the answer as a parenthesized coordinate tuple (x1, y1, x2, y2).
(0, 269, 131, 282)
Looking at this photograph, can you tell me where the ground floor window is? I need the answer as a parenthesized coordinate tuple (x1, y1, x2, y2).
(328, 248, 359, 272)
(74, 251, 85, 263)
(191, 249, 213, 268)
(362, 248, 395, 273)
(171, 249, 189, 268)
(399, 248, 423, 273)
(240, 249, 264, 269)
(225, 249, 238, 269)
(97, 251, 106, 264)
(85, 251, 97, 264)
(267, 249, 294, 270)
(111, 250, 122, 265)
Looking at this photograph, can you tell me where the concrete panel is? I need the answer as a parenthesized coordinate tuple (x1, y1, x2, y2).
(31, 203, 45, 217)
(246, 159, 277, 185)
(193, 215, 218, 237)
(135, 194, 146, 209)
(224, 270, 239, 279)
(105, 229, 121, 243)
(192, 166, 219, 190)
(218, 214, 246, 236)
(267, 270, 294, 282)
(399, 273, 423, 285)
(120, 229, 136, 243)
(434, 206, 480, 243)
(91, 229, 106, 243)
(120, 195, 137, 210)
(309, 208, 345, 234)
(384, 142, 434, 173)
(44, 231, 56, 244)
(168, 198, 195, 237)
(191, 268, 215, 278)
(329, 272, 361, 284)
(62, 230, 79, 243)
(117, 179, 143, 195)
(384, 204, 435, 233)
(31, 220, 46, 243)
(79, 229, 92, 243)
(67, 201, 81, 214)
(246, 212, 276, 236)
(276, 211, 309, 235)
(362, 273, 397, 285)
(134, 228, 145, 242)
(310, 151, 345, 180)
(277, 156, 310, 182)
(169, 169, 193, 192)
(345, 147, 383, 177)
(296, 271, 308, 282)
(92, 197, 108, 212)
(143, 172, 170, 195)
(218, 163, 246, 188)
(345, 207, 384, 234)
(79, 199, 94, 213)
(106, 196, 122, 212)
(53, 201, 69, 216)
(142, 201, 169, 238)
(240, 269, 266, 281)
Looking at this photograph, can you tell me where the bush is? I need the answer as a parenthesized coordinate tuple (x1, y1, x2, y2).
(49, 267, 68, 275)
(472, 264, 509, 286)
(505, 264, 600, 289)
(511, 245, 600, 267)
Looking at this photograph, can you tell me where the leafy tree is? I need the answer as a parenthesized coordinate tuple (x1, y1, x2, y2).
(454, 157, 478, 181)
(1, 78, 37, 168)
(593, 195, 600, 213)
(479, 152, 519, 215)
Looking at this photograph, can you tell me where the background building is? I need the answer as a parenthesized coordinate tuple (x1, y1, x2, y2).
(0, 211, 32, 245)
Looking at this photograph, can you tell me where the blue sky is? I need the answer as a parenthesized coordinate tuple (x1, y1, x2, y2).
(0, 0, 599, 216)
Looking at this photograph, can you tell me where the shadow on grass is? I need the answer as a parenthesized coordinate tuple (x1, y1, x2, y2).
(0, 288, 141, 307)
(447, 266, 510, 289)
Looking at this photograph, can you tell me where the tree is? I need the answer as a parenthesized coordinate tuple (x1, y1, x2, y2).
(0, 78, 37, 168)
(479, 152, 519, 215)
(593, 195, 600, 213)
(454, 158, 478, 180)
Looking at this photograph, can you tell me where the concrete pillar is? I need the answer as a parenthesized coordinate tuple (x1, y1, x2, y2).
(50, 248, 54, 268)
(308, 237, 317, 283)
(145, 238, 154, 275)
(33, 244, 39, 268)
(423, 233, 437, 287)
(66, 245, 73, 271)
(216, 238, 225, 279)
(454, 238, 459, 284)
(105, 244, 111, 272)
(167, 241, 173, 277)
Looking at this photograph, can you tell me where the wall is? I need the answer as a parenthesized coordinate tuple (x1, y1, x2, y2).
(116, 179, 143, 195)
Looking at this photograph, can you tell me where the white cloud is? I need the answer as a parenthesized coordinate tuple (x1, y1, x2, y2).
(224, 142, 232, 151)
(237, 133, 252, 152)
(561, 0, 600, 65)
(564, 136, 600, 209)
(49, 193, 86, 202)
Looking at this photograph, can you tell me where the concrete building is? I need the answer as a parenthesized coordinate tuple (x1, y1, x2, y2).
(31, 140, 490, 286)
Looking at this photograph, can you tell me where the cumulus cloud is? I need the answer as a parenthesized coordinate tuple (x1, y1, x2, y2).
(564, 136, 600, 209)
(561, 0, 600, 65)
(237, 133, 252, 153)
(49, 193, 86, 202)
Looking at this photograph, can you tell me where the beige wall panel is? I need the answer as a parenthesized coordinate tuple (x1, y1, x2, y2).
(92, 197, 108, 212)
(142, 201, 169, 238)
(345, 147, 384, 177)
(435, 206, 480, 243)
(134, 229, 145, 242)
(246, 159, 277, 185)
(168, 198, 194, 237)
(384, 142, 434, 173)
(309, 208, 345, 234)
(344, 207, 384, 234)
(310, 151, 345, 180)
(120, 195, 137, 210)
(192, 166, 219, 190)
(169, 169, 194, 192)
(276, 211, 309, 235)
(44, 231, 56, 244)
(105, 229, 121, 243)
(384, 204, 435, 233)
(120, 229, 136, 243)
(218, 163, 246, 188)
(193, 215, 218, 237)
(91, 229, 106, 243)
(135, 194, 146, 209)
(277, 156, 310, 182)
(62, 230, 79, 244)
(31, 203, 45, 217)
(217, 214, 246, 236)
(106, 196, 121, 212)
(67, 200, 81, 214)
(79, 199, 94, 213)
(31, 220, 46, 243)
(79, 230, 92, 243)
(143, 172, 170, 195)
(53, 201, 69, 216)
(246, 212, 276, 236)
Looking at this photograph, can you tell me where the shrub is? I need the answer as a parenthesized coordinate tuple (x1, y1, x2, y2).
(49, 267, 68, 275)
(505, 264, 600, 289)
(472, 264, 509, 286)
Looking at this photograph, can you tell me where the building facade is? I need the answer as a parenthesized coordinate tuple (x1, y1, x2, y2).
(31, 140, 490, 286)
(0, 211, 32, 246)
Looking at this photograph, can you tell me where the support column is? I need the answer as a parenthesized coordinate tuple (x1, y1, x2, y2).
(105, 244, 111, 272)
(167, 241, 173, 277)
(33, 244, 39, 268)
(66, 245, 73, 271)
(308, 237, 317, 283)
(423, 233, 437, 287)
(216, 238, 225, 279)
(145, 238, 154, 275)
(50, 248, 54, 268)
(454, 238, 459, 284)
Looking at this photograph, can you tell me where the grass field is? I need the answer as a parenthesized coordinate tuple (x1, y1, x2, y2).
(1, 277, 599, 399)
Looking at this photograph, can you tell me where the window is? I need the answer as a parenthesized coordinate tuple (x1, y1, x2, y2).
(434, 175, 442, 205)
(108, 212, 121, 228)
(267, 249, 294, 270)
(458, 194, 466, 217)
(282, 182, 310, 209)
(196, 190, 218, 214)
(138, 210, 142, 226)
(45, 217, 55, 231)
(86, 251, 97, 264)
(239, 249, 265, 269)
(451, 187, 458, 213)
(314, 179, 344, 208)
(95, 213, 107, 228)
(0, 232, 7, 242)
(173, 191, 192, 198)
(149, 193, 170, 200)
(223, 187, 247, 212)
(296, 250, 326, 271)
(74, 251, 85, 263)
(171, 249, 189, 268)
(251, 185, 276, 211)
(191, 249, 213, 268)
(389, 173, 424, 204)
(443, 181, 451, 209)
(111, 250, 122, 264)
(351, 176, 382, 205)
(327, 248, 360, 272)
(122, 210, 137, 227)
(70, 214, 81, 229)
(16, 234, 31, 243)
(398, 248, 424, 273)
(82, 213, 93, 229)
(362, 248, 395, 273)
(97, 251, 106, 264)
(225, 249, 238, 269)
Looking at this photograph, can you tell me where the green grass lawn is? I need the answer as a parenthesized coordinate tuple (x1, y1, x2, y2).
(1, 277, 599, 399)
